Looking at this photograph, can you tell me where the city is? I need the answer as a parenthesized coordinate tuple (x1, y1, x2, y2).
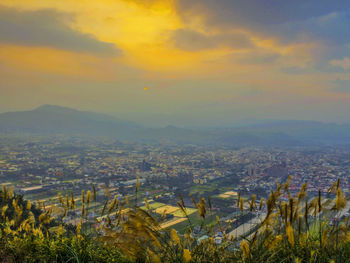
(1, 135, 349, 243)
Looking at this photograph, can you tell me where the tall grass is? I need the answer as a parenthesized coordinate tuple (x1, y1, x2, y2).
(1, 178, 350, 262)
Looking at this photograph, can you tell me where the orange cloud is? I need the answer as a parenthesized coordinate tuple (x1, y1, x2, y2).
(0, 44, 131, 80)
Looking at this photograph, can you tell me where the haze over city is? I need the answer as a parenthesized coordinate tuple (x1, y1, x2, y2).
(1, 0, 350, 126)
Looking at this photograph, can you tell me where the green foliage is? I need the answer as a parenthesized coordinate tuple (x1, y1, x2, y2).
(0, 232, 129, 263)
(2, 178, 350, 262)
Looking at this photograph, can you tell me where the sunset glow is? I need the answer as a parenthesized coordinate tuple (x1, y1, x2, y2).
(1, 0, 350, 126)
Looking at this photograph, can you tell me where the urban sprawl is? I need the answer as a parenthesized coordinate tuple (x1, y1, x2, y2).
(1, 136, 350, 243)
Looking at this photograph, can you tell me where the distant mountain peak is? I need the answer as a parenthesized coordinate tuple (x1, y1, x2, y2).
(34, 104, 78, 113)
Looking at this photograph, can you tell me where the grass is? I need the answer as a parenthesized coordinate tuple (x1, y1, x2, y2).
(2, 178, 350, 263)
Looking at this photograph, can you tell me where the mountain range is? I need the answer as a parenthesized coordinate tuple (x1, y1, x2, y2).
(1, 105, 350, 146)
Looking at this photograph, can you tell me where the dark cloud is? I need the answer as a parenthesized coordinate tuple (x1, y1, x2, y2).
(169, 29, 253, 51)
(267, 12, 350, 45)
(176, 0, 350, 46)
(0, 6, 121, 55)
(177, 0, 350, 26)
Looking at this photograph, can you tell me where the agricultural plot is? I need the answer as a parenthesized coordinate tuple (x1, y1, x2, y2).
(160, 217, 187, 229)
(140, 201, 166, 211)
(154, 205, 179, 215)
(218, 191, 238, 199)
(171, 207, 197, 217)
(142, 201, 198, 217)
(149, 202, 166, 209)
(190, 185, 217, 195)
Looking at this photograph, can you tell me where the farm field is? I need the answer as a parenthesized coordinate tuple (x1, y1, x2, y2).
(172, 207, 197, 217)
(218, 191, 238, 198)
(140, 201, 198, 230)
(160, 217, 187, 229)
(154, 205, 179, 214)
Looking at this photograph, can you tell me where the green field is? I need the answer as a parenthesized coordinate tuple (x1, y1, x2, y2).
(171, 212, 219, 233)
(171, 207, 197, 217)
(140, 201, 167, 211)
(190, 185, 217, 195)
(189, 182, 234, 195)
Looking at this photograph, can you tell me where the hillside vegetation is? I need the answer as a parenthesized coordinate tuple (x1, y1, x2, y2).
(1, 178, 350, 262)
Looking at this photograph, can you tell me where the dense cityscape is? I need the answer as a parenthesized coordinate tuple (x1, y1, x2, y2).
(1, 135, 349, 243)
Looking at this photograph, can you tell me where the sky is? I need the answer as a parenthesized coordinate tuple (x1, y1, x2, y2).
(0, 0, 350, 126)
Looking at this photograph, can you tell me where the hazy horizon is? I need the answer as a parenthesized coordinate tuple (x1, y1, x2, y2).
(1, 104, 350, 128)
